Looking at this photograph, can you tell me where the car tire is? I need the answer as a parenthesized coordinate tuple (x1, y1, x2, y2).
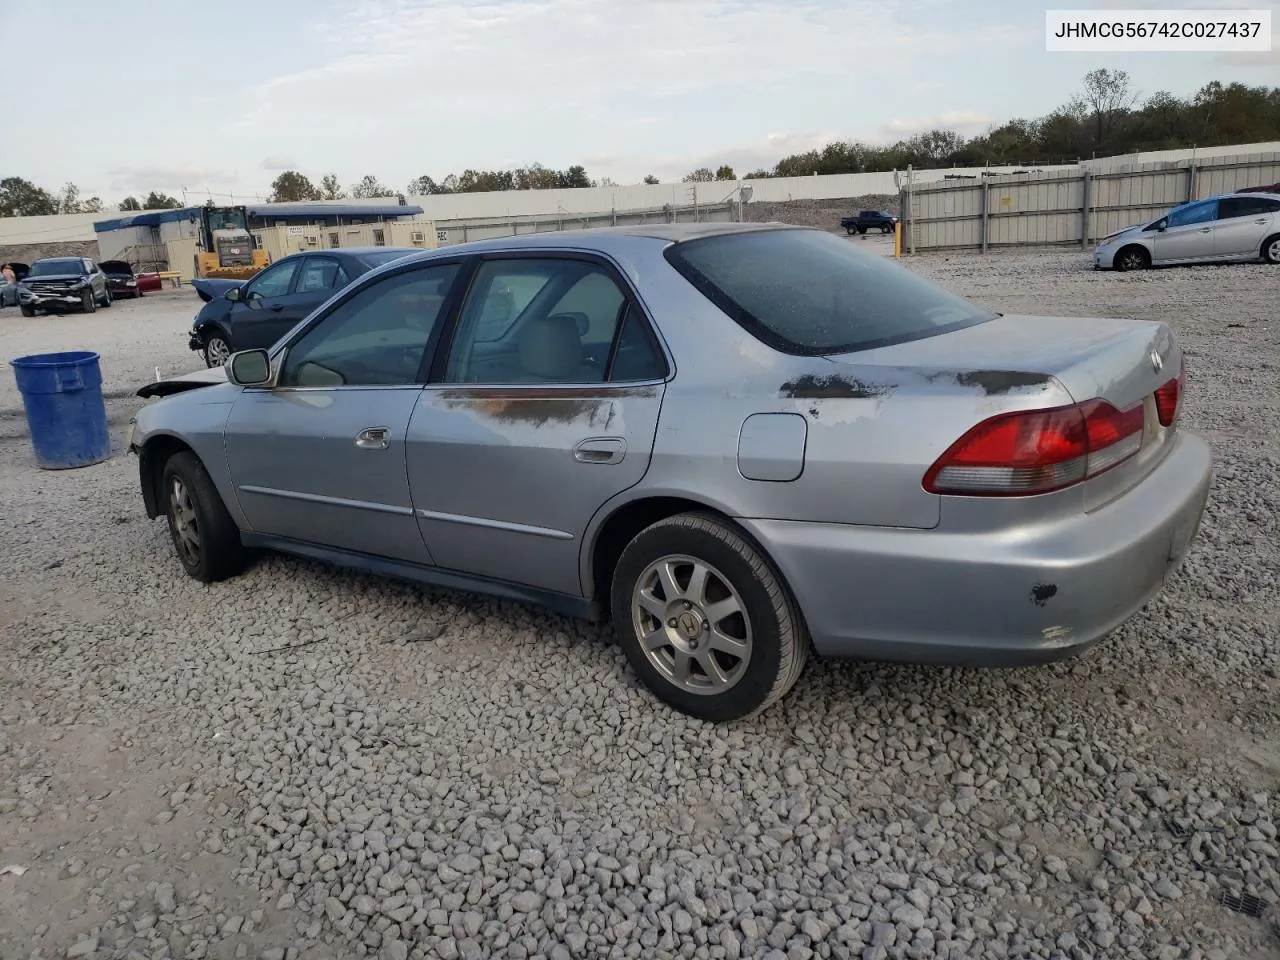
(81, 290, 95, 313)
(161, 451, 246, 583)
(1114, 245, 1151, 271)
(610, 512, 810, 722)
(203, 334, 232, 368)
(100, 288, 112, 308)
(1261, 234, 1280, 265)
(20, 305, 35, 317)
(845, 227, 855, 235)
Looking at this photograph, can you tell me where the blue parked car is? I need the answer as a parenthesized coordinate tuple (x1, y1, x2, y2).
(188, 246, 420, 366)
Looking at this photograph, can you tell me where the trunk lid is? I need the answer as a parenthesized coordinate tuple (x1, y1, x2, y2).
(827, 314, 1183, 509)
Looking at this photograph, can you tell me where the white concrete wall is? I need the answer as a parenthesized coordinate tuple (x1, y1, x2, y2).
(403, 163, 1078, 220)
(0, 212, 105, 246)
(6, 141, 1279, 246)
(1080, 141, 1280, 173)
(95, 225, 151, 261)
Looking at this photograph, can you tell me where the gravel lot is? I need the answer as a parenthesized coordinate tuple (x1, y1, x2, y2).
(1, 250, 1277, 960)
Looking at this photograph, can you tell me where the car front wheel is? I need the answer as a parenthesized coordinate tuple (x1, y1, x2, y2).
(610, 513, 809, 722)
(161, 451, 245, 582)
(81, 290, 96, 313)
(203, 335, 231, 367)
(100, 288, 112, 308)
(1115, 245, 1151, 271)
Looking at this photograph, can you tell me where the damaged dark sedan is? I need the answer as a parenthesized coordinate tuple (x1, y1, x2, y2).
(188, 246, 420, 366)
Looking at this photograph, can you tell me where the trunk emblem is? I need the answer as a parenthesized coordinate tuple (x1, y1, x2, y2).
(1149, 350, 1164, 373)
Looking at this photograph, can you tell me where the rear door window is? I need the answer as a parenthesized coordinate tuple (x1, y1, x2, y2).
(1219, 196, 1280, 219)
(664, 228, 994, 355)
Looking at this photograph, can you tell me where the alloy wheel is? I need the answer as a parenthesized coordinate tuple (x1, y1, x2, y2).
(169, 477, 201, 567)
(631, 554, 753, 695)
(205, 338, 231, 367)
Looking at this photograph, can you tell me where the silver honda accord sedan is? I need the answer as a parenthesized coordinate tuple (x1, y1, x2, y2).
(129, 223, 1212, 721)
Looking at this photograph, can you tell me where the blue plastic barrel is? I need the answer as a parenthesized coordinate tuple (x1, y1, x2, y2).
(10, 351, 111, 469)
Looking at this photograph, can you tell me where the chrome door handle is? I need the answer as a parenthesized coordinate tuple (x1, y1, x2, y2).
(355, 426, 390, 450)
(573, 437, 626, 464)
(1256, 219, 1269, 224)
(1199, 227, 1212, 233)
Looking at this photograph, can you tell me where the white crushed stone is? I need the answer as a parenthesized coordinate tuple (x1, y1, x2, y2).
(0, 253, 1277, 959)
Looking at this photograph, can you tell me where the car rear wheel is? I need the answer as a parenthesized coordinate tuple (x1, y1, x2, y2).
(611, 512, 809, 722)
(1262, 234, 1280, 265)
(204, 335, 231, 368)
(81, 290, 95, 313)
(161, 451, 245, 582)
(1115, 245, 1151, 271)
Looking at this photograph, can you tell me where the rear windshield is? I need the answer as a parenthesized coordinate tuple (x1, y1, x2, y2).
(664, 228, 994, 355)
(28, 259, 84, 277)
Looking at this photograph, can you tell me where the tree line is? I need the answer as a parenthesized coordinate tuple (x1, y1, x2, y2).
(753, 73, 1280, 178)
(3, 71, 1277, 217)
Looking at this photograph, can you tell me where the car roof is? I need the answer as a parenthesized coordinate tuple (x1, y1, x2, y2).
(336, 245, 422, 256)
(395, 221, 804, 262)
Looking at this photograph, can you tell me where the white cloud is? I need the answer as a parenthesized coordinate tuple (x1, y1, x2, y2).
(261, 157, 299, 171)
(228, 0, 1034, 182)
(107, 166, 238, 193)
(1215, 39, 1280, 67)
(883, 112, 996, 137)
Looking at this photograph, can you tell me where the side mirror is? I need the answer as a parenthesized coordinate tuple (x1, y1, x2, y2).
(226, 349, 273, 387)
(1155, 220, 1168, 232)
(224, 287, 241, 302)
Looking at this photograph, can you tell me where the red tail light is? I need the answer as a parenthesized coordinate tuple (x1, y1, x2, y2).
(1154, 356, 1186, 427)
(923, 399, 1145, 496)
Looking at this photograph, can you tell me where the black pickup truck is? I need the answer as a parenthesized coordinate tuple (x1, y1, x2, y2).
(840, 210, 898, 235)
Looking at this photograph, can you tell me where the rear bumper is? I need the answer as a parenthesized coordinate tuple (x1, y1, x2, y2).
(741, 431, 1212, 666)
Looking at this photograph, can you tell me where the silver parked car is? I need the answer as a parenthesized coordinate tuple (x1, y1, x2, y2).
(130, 224, 1212, 721)
(1094, 191, 1280, 270)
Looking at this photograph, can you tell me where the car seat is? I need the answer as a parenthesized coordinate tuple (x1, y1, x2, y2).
(516, 313, 596, 382)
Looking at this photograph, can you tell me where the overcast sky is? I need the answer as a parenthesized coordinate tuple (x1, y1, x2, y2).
(2, 0, 1276, 204)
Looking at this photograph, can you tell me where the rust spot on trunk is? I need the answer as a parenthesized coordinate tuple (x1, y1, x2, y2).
(956, 370, 1052, 395)
(780, 374, 892, 400)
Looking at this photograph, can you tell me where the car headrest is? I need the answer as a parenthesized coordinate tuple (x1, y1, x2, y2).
(518, 314, 583, 380)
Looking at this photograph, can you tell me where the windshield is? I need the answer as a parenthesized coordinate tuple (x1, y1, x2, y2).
(209, 209, 248, 231)
(28, 259, 85, 277)
(664, 228, 995, 355)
